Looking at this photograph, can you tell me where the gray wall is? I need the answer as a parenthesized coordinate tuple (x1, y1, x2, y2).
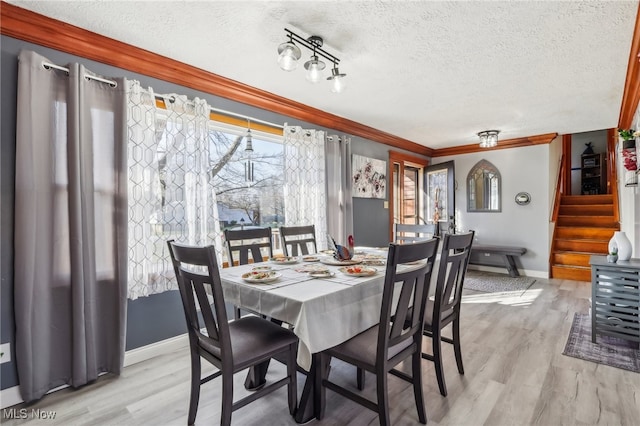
(351, 138, 397, 247)
(0, 35, 418, 391)
(434, 143, 555, 275)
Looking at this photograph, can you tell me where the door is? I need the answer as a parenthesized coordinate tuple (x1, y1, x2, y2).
(389, 151, 454, 241)
(424, 160, 455, 235)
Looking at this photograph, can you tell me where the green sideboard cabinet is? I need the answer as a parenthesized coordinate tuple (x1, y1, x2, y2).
(589, 256, 640, 346)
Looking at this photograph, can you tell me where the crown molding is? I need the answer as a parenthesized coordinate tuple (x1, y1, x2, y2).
(431, 133, 558, 157)
(0, 2, 429, 156)
(618, 1, 640, 128)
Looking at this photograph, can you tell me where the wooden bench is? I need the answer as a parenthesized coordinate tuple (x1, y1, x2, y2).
(469, 244, 527, 277)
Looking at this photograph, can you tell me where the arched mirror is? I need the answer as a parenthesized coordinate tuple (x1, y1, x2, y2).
(467, 159, 501, 212)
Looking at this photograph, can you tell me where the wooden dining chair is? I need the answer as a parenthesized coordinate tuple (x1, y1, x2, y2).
(224, 227, 274, 319)
(224, 227, 273, 266)
(167, 240, 298, 426)
(279, 225, 317, 257)
(421, 231, 474, 397)
(393, 222, 438, 244)
(314, 238, 440, 426)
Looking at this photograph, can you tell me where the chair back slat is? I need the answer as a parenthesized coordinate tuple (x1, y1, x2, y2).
(432, 232, 474, 319)
(279, 225, 317, 257)
(378, 239, 439, 361)
(393, 223, 438, 244)
(224, 227, 273, 266)
(168, 241, 231, 359)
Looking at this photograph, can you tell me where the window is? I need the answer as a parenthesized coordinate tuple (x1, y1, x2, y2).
(208, 124, 285, 259)
(126, 84, 286, 298)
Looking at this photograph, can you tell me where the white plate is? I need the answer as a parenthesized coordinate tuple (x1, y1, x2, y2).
(319, 256, 362, 266)
(338, 266, 377, 277)
(270, 257, 299, 265)
(241, 271, 282, 284)
(308, 271, 335, 278)
(302, 255, 320, 262)
(296, 264, 329, 273)
(251, 265, 273, 271)
(362, 259, 386, 266)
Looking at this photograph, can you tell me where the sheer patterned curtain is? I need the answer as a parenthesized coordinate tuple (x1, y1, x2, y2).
(326, 135, 354, 245)
(127, 82, 222, 299)
(283, 124, 328, 250)
(14, 50, 127, 402)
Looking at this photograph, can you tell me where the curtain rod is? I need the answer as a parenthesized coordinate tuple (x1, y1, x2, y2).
(42, 62, 117, 87)
(42, 59, 282, 130)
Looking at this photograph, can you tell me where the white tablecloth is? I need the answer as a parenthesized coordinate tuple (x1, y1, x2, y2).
(219, 256, 387, 370)
(219, 249, 439, 371)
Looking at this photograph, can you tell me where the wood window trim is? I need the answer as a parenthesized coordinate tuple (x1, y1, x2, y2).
(154, 98, 282, 136)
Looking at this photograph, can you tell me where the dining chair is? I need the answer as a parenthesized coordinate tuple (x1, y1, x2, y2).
(224, 227, 273, 266)
(224, 227, 274, 320)
(314, 238, 440, 426)
(421, 231, 474, 397)
(167, 240, 298, 426)
(279, 225, 317, 257)
(393, 222, 438, 244)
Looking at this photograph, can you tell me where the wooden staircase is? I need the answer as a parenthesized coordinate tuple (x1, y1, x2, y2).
(550, 194, 619, 282)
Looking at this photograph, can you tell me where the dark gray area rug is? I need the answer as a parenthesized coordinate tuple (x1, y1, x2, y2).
(464, 270, 536, 294)
(562, 313, 640, 373)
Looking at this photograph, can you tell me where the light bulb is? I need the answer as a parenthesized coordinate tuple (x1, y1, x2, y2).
(277, 42, 301, 71)
(328, 67, 347, 93)
(304, 56, 325, 83)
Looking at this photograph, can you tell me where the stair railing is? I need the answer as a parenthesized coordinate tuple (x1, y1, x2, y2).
(551, 154, 565, 224)
(607, 128, 621, 224)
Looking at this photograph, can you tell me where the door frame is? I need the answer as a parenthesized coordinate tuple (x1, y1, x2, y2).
(388, 151, 430, 242)
(424, 160, 455, 235)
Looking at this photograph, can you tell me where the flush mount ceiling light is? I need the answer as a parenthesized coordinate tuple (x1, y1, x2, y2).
(478, 130, 500, 148)
(277, 28, 347, 93)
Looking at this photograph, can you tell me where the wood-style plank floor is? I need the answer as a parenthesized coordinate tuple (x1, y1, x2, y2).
(3, 276, 639, 425)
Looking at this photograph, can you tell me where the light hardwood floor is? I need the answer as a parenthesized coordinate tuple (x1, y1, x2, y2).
(2, 276, 639, 425)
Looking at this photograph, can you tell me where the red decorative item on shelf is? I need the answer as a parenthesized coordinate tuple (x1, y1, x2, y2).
(622, 140, 637, 171)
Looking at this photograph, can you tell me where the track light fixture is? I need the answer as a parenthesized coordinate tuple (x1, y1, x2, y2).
(277, 28, 346, 93)
(478, 130, 500, 148)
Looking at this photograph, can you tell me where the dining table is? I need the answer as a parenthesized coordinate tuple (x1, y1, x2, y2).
(218, 247, 440, 423)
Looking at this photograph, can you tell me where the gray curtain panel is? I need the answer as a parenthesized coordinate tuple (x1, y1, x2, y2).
(325, 135, 354, 245)
(14, 50, 128, 402)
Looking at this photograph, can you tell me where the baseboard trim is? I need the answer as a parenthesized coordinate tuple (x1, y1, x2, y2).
(0, 385, 22, 409)
(1, 333, 189, 409)
(123, 333, 189, 367)
(467, 265, 549, 279)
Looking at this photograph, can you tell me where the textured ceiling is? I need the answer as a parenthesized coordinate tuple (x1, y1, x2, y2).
(6, 0, 638, 149)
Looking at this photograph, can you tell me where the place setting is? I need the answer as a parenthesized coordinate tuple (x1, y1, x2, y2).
(338, 265, 378, 277)
(269, 256, 300, 265)
(231, 264, 312, 289)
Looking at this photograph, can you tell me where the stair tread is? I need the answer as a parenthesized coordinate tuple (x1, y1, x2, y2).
(556, 225, 616, 229)
(558, 214, 616, 218)
(552, 264, 591, 270)
(555, 250, 606, 255)
(556, 237, 611, 243)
